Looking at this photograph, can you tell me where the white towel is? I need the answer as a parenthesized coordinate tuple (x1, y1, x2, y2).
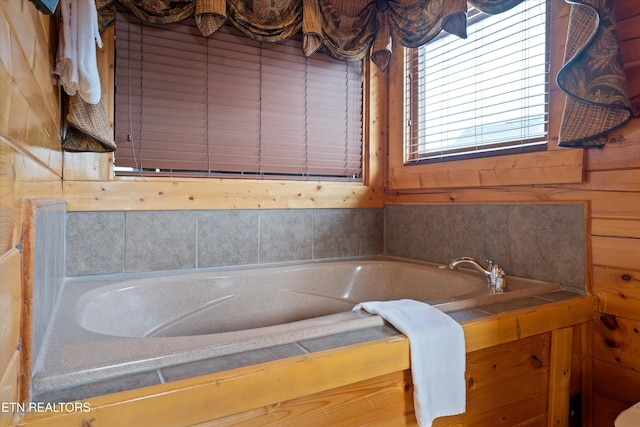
(55, 0, 103, 104)
(353, 299, 466, 427)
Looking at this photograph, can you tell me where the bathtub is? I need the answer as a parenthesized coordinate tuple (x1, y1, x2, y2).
(33, 256, 558, 393)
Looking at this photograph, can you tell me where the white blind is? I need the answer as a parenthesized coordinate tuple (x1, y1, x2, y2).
(115, 11, 363, 180)
(405, 0, 550, 163)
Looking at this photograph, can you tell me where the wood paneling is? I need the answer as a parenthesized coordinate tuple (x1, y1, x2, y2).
(388, 149, 585, 190)
(0, 1, 62, 171)
(60, 180, 385, 213)
(591, 236, 640, 270)
(593, 266, 640, 319)
(593, 314, 640, 371)
(0, 352, 21, 427)
(63, 179, 385, 211)
(592, 358, 640, 425)
(614, 0, 640, 115)
(1, 1, 64, 423)
(3, 0, 638, 425)
(585, 121, 640, 171)
(0, 250, 21, 378)
(441, 333, 550, 427)
(592, 218, 640, 239)
(194, 370, 414, 427)
(549, 328, 573, 427)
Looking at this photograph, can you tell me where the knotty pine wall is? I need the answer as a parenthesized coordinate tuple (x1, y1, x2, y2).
(0, 2, 63, 427)
(1, 1, 638, 427)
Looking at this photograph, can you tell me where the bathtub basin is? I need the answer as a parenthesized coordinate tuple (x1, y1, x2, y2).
(33, 256, 558, 392)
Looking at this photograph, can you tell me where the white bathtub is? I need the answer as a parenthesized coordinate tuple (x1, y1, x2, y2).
(33, 256, 558, 392)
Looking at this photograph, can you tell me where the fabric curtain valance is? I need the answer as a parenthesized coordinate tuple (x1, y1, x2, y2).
(95, 0, 525, 72)
(62, 0, 633, 152)
(556, 0, 632, 147)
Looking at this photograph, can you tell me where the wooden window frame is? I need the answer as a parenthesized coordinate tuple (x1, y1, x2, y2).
(62, 24, 387, 212)
(387, 0, 584, 191)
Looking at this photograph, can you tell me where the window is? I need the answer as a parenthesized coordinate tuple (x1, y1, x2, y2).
(114, 10, 363, 180)
(405, 0, 550, 163)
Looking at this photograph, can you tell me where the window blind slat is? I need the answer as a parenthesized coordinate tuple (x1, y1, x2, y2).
(406, 0, 549, 163)
(115, 11, 362, 179)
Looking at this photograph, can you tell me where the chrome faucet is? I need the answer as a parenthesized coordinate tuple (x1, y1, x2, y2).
(447, 257, 507, 293)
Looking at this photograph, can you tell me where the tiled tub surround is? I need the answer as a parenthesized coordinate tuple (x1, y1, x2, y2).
(32, 289, 585, 406)
(36, 202, 587, 407)
(385, 203, 586, 292)
(66, 204, 586, 291)
(32, 256, 563, 400)
(65, 208, 384, 276)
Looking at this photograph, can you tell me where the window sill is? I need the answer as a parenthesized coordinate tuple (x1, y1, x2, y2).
(62, 178, 385, 211)
(388, 148, 584, 191)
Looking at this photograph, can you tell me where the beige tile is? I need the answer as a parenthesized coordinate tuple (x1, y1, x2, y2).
(0, 351, 21, 427)
(0, 249, 21, 377)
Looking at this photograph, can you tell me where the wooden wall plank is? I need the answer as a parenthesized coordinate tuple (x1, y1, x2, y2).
(363, 58, 387, 188)
(593, 266, 640, 318)
(0, 351, 20, 427)
(0, 250, 21, 381)
(1, 2, 64, 424)
(444, 333, 550, 427)
(612, 0, 640, 18)
(570, 325, 582, 397)
(194, 370, 413, 427)
(584, 170, 640, 192)
(584, 113, 640, 172)
(592, 218, 640, 239)
(199, 333, 553, 427)
(386, 188, 640, 222)
(593, 314, 640, 371)
(388, 150, 584, 191)
(0, 3, 62, 173)
(591, 236, 640, 270)
(592, 358, 640, 426)
(18, 337, 411, 427)
(548, 328, 573, 427)
(63, 180, 386, 211)
(579, 322, 593, 427)
(462, 297, 595, 353)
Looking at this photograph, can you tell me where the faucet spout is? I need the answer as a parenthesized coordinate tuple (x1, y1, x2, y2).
(448, 257, 507, 293)
(448, 257, 491, 278)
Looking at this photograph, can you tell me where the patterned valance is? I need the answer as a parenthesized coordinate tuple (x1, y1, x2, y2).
(556, 0, 632, 147)
(64, 0, 633, 152)
(95, 0, 525, 72)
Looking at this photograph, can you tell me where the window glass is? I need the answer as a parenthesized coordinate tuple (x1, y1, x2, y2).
(405, 0, 549, 163)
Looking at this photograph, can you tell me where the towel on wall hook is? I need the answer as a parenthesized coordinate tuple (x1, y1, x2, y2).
(55, 0, 116, 152)
(55, 0, 103, 105)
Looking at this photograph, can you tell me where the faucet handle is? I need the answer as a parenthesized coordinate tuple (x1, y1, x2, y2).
(494, 268, 507, 292)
